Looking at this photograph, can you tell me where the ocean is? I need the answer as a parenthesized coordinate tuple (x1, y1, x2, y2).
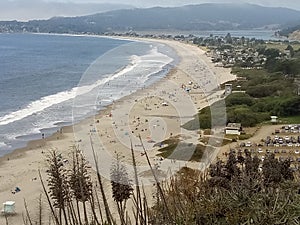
(0, 33, 177, 156)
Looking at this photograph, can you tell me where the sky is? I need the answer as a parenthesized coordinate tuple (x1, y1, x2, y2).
(1, 0, 300, 21)
(51, 0, 300, 9)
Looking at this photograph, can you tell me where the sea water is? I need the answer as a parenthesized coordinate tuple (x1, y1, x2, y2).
(0, 33, 177, 156)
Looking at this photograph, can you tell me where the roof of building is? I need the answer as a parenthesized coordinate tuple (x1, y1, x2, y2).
(226, 123, 242, 129)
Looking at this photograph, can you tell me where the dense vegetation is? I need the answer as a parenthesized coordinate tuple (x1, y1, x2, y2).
(151, 151, 300, 224)
(183, 46, 300, 129)
(279, 24, 300, 37)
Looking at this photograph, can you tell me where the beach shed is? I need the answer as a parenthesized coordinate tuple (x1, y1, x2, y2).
(271, 116, 278, 124)
(2, 201, 15, 214)
(225, 123, 242, 135)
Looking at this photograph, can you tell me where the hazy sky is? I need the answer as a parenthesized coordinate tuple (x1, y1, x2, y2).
(51, 0, 300, 9)
(1, 0, 300, 21)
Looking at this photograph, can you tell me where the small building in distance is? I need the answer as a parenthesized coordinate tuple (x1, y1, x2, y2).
(2, 201, 15, 215)
(271, 116, 278, 124)
(225, 123, 242, 135)
(224, 83, 233, 95)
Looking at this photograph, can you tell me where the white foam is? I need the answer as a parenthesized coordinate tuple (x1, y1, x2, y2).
(0, 60, 138, 126)
(0, 44, 173, 127)
(0, 142, 7, 148)
(135, 46, 173, 82)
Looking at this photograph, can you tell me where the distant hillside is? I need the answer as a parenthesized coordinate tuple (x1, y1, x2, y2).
(288, 30, 300, 41)
(0, 1, 133, 21)
(278, 24, 300, 40)
(1, 3, 300, 33)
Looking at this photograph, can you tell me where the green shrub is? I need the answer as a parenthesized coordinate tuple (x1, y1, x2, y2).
(225, 93, 254, 106)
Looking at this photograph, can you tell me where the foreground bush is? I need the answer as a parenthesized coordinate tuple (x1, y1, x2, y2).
(149, 151, 300, 225)
(21, 147, 300, 225)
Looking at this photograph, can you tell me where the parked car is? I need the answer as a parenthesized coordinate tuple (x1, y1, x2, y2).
(245, 141, 252, 147)
(287, 143, 293, 147)
(240, 142, 245, 147)
(285, 136, 290, 142)
(288, 157, 294, 162)
(257, 148, 263, 153)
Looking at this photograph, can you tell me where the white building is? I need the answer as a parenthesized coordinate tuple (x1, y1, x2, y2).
(225, 123, 242, 135)
(2, 201, 15, 214)
(271, 116, 278, 124)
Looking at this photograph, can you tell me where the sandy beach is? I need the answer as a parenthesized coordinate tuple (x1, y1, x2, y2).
(0, 37, 236, 224)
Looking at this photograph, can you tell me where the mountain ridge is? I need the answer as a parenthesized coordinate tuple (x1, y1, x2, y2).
(1, 3, 300, 34)
(0, 1, 133, 21)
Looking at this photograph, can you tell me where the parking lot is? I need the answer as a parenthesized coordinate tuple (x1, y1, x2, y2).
(228, 125, 300, 165)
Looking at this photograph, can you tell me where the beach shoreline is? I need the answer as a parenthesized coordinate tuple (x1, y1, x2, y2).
(0, 35, 176, 161)
(0, 36, 236, 224)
